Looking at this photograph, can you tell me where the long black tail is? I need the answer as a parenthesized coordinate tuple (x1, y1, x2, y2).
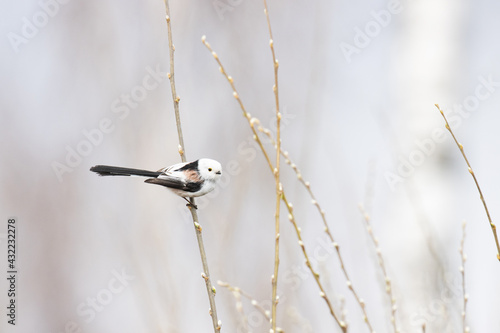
(90, 165, 162, 178)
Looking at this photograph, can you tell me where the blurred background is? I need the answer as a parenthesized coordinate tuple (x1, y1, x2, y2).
(2, 0, 500, 332)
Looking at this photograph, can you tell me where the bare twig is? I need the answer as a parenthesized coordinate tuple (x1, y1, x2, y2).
(282, 194, 347, 331)
(201, 37, 346, 332)
(164, 2, 185, 163)
(359, 204, 399, 333)
(163, 2, 220, 331)
(217, 281, 248, 332)
(218, 281, 285, 333)
(257, 126, 374, 331)
(339, 296, 347, 325)
(436, 104, 500, 261)
(459, 221, 469, 333)
(201, 37, 274, 172)
(262, 2, 282, 332)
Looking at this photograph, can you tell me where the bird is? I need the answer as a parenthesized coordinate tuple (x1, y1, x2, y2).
(90, 158, 222, 208)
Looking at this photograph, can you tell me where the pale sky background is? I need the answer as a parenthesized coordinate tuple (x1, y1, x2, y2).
(2, 0, 500, 332)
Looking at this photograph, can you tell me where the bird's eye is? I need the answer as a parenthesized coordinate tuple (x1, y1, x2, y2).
(208, 168, 212, 172)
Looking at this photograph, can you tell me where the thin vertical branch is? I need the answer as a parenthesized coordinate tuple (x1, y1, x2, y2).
(191, 210, 221, 332)
(164, 1, 185, 163)
(359, 204, 398, 333)
(436, 104, 500, 261)
(459, 221, 469, 333)
(339, 296, 347, 325)
(218, 280, 285, 333)
(217, 281, 248, 332)
(257, 125, 374, 331)
(201, 37, 346, 332)
(282, 194, 347, 332)
(262, 1, 282, 332)
(163, 2, 220, 332)
(201, 37, 275, 173)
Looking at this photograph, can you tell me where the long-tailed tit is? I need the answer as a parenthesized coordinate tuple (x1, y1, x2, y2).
(90, 158, 222, 207)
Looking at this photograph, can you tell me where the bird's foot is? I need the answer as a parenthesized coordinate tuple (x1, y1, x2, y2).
(183, 197, 197, 209)
(186, 202, 198, 210)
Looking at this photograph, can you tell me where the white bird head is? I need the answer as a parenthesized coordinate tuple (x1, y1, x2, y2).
(198, 158, 222, 182)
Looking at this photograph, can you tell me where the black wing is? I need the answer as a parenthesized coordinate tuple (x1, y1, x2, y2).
(144, 176, 203, 192)
(176, 160, 199, 172)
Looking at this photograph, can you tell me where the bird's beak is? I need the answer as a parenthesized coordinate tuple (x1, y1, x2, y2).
(216, 171, 222, 175)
